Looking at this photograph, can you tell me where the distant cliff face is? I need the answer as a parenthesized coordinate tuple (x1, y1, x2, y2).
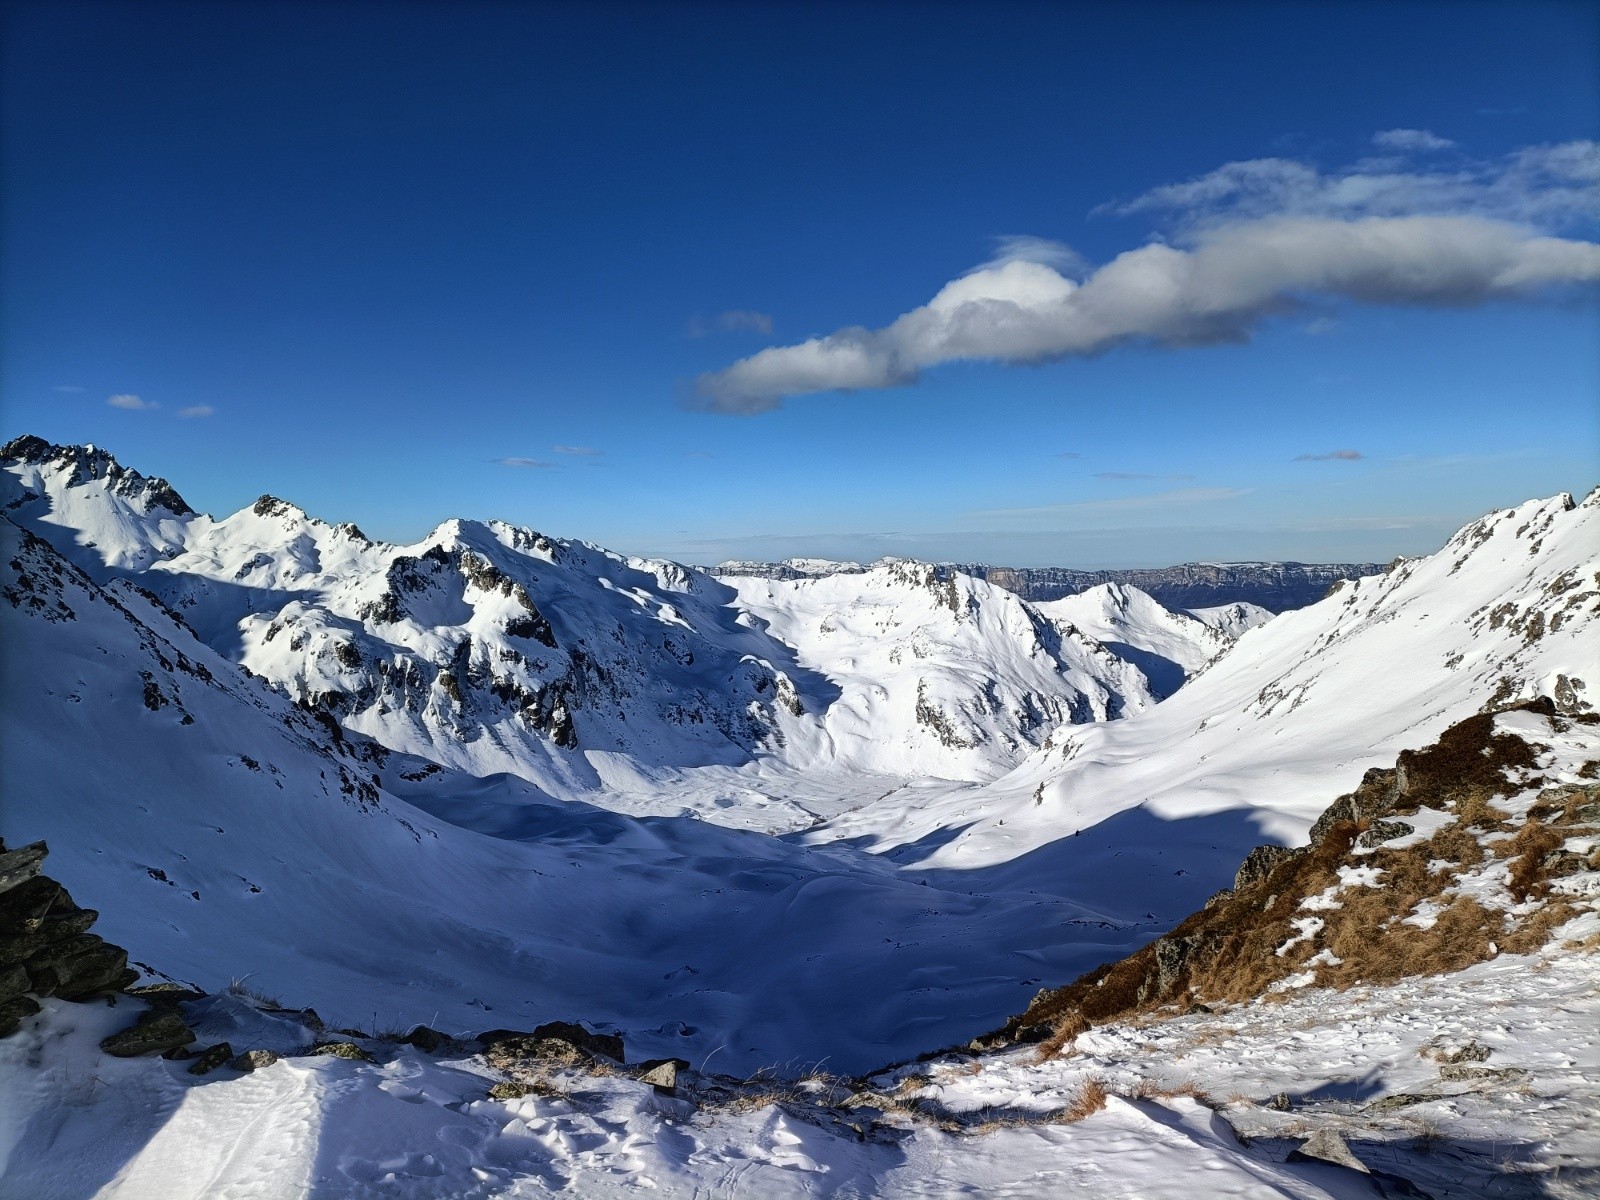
(978, 562, 1386, 613)
(714, 558, 1384, 613)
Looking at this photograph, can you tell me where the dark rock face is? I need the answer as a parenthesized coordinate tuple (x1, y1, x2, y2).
(1233, 845, 1307, 891)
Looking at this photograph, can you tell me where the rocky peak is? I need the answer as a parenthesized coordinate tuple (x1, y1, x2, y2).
(2, 434, 194, 517)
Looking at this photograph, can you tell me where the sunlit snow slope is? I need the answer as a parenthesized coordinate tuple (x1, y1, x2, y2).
(819, 489, 1600, 872)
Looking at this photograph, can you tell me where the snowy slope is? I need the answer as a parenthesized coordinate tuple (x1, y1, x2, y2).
(818, 489, 1600, 880)
(1035, 582, 1235, 699)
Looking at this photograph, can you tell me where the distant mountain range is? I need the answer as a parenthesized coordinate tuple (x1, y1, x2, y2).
(713, 557, 1385, 613)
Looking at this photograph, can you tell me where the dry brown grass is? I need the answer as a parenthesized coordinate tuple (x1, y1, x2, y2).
(1034, 1011, 1088, 1061)
(1128, 1078, 1219, 1109)
(1004, 704, 1589, 1060)
(1504, 820, 1565, 901)
(1056, 1077, 1108, 1123)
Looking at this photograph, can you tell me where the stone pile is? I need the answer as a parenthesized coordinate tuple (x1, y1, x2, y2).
(0, 838, 139, 1036)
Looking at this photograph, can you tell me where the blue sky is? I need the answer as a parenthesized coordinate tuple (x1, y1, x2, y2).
(2, 1, 1597, 567)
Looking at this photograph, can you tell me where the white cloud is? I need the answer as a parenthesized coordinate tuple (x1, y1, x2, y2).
(554, 445, 601, 456)
(1373, 128, 1455, 152)
(496, 457, 555, 469)
(687, 310, 775, 337)
(1101, 139, 1600, 229)
(178, 405, 215, 419)
(107, 394, 156, 410)
(694, 138, 1600, 413)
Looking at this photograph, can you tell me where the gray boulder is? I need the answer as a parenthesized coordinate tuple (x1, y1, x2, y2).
(229, 1049, 279, 1072)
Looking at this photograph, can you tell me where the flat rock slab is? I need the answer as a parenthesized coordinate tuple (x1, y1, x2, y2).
(101, 1009, 195, 1057)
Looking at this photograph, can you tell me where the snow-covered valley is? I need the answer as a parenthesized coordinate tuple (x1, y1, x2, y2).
(1, 434, 1596, 1198)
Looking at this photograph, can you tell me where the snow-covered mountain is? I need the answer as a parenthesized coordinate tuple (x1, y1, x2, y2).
(1035, 582, 1235, 699)
(1186, 599, 1275, 638)
(727, 563, 1157, 779)
(1, 436, 1157, 817)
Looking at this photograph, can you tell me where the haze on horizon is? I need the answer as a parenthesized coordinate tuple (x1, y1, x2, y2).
(1, 0, 1597, 568)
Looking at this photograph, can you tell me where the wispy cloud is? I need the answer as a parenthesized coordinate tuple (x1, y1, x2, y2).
(107, 393, 156, 411)
(1094, 471, 1196, 481)
(1056, 451, 1085, 460)
(1294, 449, 1364, 462)
(1372, 128, 1455, 153)
(553, 445, 601, 457)
(693, 137, 1600, 413)
(496, 457, 556, 469)
(178, 405, 215, 419)
(687, 310, 775, 338)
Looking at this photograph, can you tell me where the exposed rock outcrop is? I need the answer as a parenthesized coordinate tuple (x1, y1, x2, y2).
(1008, 699, 1600, 1049)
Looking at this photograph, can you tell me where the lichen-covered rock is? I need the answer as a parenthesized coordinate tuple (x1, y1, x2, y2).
(480, 1021, 624, 1066)
(530, 1020, 623, 1061)
(1233, 844, 1306, 891)
(101, 1008, 195, 1057)
(311, 1040, 375, 1062)
(0, 842, 47, 893)
(188, 1042, 235, 1076)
